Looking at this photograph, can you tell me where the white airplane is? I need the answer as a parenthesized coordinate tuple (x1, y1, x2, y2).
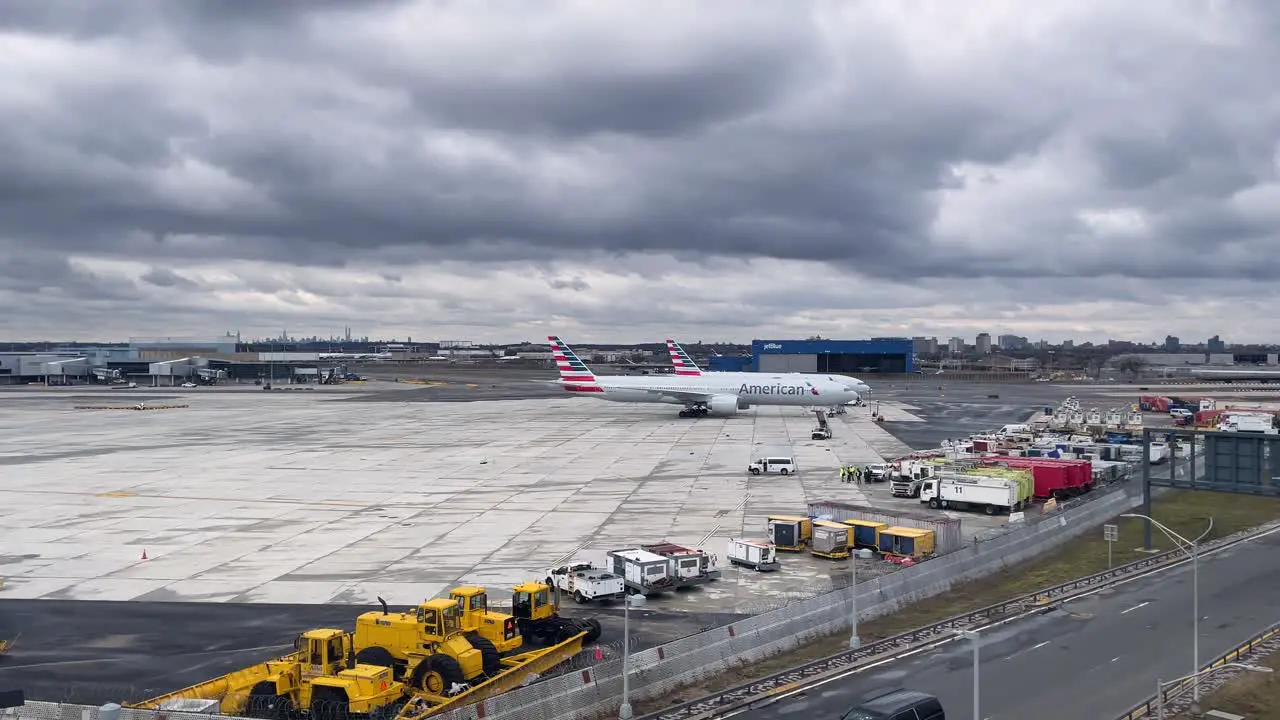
(549, 336, 861, 417)
(665, 339, 872, 400)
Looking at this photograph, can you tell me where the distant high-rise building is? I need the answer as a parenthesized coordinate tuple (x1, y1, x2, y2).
(1208, 335, 1226, 353)
(912, 336, 939, 355)
(975, 333, 992, 354)
(1164, 335, 1180, 352)
(1061, 339, 1074, 349)
(948, 337, 965, 354)
(998, 334, 1029, 351)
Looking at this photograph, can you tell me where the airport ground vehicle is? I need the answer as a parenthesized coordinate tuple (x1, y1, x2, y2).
(811, 426, 832, 440)
(449, 587, 523, 654)
(749, 455, 797, 475)
(641, 542, 721, 586)
(1218, 412, 1279, 434)
(841, 688, 945, 719)
(920, 474, 1029, 515)
(128, 626, 589, 720)
(608, 548, 678, 595)
(726, 538, 779, 571)
(890, 460, 934, 497)
(864, 463, 890, 482)
(129, 629, 408, 719)
(353, 598, 499, 691)
(544, 563, 626, 603)
(511, 581, 603, 645)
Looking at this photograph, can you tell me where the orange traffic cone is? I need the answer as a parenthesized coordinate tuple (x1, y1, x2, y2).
(593, 646, 604, 661)
(140, 549, 148, 560)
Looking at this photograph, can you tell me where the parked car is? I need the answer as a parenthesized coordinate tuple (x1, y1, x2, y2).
(840, 689, 945, 720)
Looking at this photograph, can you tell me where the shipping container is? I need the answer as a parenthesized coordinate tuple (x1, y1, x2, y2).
(977, 456, 1093, 499)
(878, 526, 936, 559)
(810, 521, 852, 559)
(843, 519, 887, 550)
(808, 501, 961, 554)
(766, 515, 812, 551)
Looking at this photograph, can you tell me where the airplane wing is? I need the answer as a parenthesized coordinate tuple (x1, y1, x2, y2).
(607, 385, 715, 404)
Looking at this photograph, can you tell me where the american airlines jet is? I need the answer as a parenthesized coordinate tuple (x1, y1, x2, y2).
(666, 339, 872, 400)
(549, 336, 861, 417)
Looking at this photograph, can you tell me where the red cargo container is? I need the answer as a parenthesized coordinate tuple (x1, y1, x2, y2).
(978, 456, 1094, 500)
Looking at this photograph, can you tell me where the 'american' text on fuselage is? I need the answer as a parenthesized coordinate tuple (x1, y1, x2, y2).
(739, 383, 807, 395)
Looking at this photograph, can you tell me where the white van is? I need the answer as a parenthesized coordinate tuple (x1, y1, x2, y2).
(748, 456, 797, 475)
(997, 423, 1030, 437)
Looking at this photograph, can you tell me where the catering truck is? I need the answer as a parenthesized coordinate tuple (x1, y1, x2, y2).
(920, 474, 1031, 515)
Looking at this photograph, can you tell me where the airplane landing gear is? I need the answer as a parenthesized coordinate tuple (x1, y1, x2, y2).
(678, 406, 710, 418)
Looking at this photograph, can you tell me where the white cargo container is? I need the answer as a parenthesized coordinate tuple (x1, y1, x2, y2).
(641, 542, 721, 586)
(1218, 413, 1278, 435)
(725, 538, 779, 571)
(607, 548, 676, 596)
(544, 562, 626, 603)
(1148, 441, 1171, 464)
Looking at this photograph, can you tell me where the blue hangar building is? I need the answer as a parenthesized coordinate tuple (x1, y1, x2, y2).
(745, 338, 914, 374)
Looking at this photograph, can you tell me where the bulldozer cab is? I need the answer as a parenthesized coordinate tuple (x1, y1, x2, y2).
(511, 583, 554, 621)
(297, 629, 348, 674)
(451, 587, 487, 614)
(416, 598, 464, 640)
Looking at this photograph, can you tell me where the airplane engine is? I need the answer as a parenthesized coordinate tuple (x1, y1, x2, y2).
(708, 395, 740, 417)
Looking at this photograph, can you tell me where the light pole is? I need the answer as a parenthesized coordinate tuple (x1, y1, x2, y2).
(849, 552, 860, 649)
(1155, 663, 1272, 719)
(962, 629, 980, 719)
(618, 593, 646, 720)
(1121, 513, 1214, 703)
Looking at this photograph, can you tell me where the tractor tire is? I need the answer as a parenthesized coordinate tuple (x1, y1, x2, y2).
(583, 618, 603, 644)
(355, 646, 396, 669)
(469, 637, 503, 677)
(309, 687, 350, 720)
(414, 654, 466, 695)
(245, 682, 289, 720)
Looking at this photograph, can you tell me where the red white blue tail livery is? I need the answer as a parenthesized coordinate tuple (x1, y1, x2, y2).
(548, 336, 602, 393)
(667, 339, 703, 377)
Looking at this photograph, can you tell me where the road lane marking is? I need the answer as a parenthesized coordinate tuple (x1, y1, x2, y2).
(1032, 641, 1050, 650)
(1121, 601, 1151, 614)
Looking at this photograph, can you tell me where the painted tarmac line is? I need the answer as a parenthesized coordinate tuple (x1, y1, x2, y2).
(1121, 601, 1151, 614)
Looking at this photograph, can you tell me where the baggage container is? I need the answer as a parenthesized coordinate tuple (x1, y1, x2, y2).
(878, 526, 936, 559)
(766, 515, 812, 552)
(810, 521, 852, 559)
(843, 519, 886, 550)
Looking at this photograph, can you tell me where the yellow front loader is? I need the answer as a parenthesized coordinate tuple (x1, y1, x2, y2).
(127, 629, 407, 720)
(450, 586, 523, 654)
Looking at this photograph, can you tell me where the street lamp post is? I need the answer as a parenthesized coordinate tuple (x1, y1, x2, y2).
(962, 629, 980, 719)
(849, 552, 860, 649)
(618, 593, 645, 720)
(1121, 513, 1213, 703)
(1154, 663, 1272, 719)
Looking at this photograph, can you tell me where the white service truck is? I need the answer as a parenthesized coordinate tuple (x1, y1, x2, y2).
(920, 475, 1023, 515)
(891, 460, 935, 498)
(544, 562, 626, 603)
(1218, 413, 1278, 435)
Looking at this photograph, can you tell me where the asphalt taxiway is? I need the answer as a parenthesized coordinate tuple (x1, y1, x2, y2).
(748, 525, 1280, 720)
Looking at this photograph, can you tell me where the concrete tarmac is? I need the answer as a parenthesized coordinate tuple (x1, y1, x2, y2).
(748, 525, 1280, 720)
(0, 598, 736, 705)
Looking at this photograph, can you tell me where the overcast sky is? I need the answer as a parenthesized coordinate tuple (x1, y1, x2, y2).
(2, 1, 1278, 344)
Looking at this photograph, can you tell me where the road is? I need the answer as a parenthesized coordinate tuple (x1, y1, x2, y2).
(743, 526, 1280, 720)
(0, 599, 736, 705)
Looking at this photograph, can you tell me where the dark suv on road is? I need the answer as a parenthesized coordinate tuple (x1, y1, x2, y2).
(840, 689, 945, 720)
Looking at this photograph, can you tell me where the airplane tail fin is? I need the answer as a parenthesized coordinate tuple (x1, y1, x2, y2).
(666, 339, 704, 377)
(548, 336, 602, 392)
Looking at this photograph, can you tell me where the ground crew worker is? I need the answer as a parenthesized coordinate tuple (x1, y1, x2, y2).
(839, 466, 847, 483)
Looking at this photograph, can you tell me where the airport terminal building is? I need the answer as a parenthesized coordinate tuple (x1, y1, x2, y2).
(750, 338, 914, 374)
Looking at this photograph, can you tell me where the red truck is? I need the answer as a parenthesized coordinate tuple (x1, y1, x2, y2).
(978, 456, 1093, 500)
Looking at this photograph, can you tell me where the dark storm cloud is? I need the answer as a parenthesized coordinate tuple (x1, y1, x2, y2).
(1, 0, 1280, 342)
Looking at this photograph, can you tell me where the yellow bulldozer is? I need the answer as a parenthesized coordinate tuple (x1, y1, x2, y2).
(449, 583, 603, 651)
(449, 586, 523, 654)
(353, 598, 501, 696)
(128, 628, 405, 720)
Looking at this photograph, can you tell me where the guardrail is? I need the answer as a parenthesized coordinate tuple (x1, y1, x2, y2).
(1116, 619, 1280, 720)
(644, 516, 1280, 720)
